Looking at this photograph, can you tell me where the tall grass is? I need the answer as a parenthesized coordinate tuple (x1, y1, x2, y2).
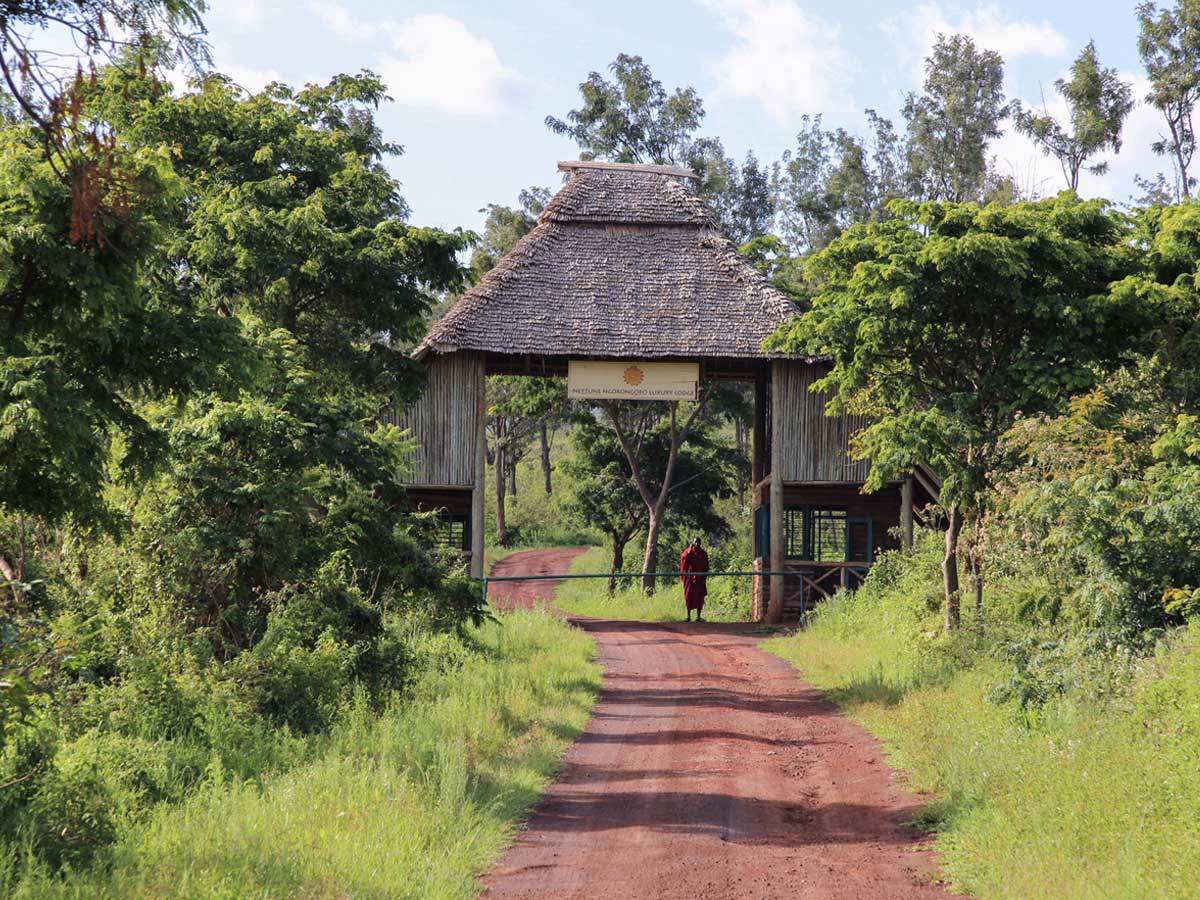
(10, 611, 600, 899)
(765, 534, 1200, 899)
(553, 546, 752, 622)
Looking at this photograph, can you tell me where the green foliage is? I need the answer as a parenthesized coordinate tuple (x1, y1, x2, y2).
(546, 53, 704, 165)
(1015, 41, 1135, 191)
(903, 34, 1012, 203)
(1112, 199, 1200, 406)
(1137, 0, 1200, 199)
(111, 69, 473, 398)
(4, 610, 600, 898)
(0, 64, 483, 890)
(468, 187, 551, 283)
(774, 111, 905, 253)
(0, 121, 235, 527)
(996, 376, 1200, 643)
(777, 196, 1133, 504)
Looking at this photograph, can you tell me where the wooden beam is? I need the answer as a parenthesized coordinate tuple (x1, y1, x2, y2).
(769, 363, 784, 624)
(901, 476, 914, 550)
(751, 368, 766, 489)
(557, 160, 697, 179)
(470, 357, 486, 579)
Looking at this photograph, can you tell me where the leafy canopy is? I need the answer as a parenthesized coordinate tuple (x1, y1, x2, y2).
(770, 195, 1136, 512)
(904, 34, 1012, 203)
(1016, 41, 1134, 192)
(546, 53, 704, 165)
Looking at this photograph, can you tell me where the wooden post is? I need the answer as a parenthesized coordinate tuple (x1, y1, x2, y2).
(901, 476, 914, 551)
(751, 368, 766, 491)
(470, 362, 486, 579)
(768, 363, 784, 624)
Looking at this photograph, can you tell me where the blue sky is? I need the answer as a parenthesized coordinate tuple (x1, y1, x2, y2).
(202, 1, 1166, 234)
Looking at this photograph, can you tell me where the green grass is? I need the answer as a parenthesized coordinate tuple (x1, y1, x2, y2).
(15, 611, 600, 899)
(764, 543, 1200, 899)
(553, 546, 751, 622)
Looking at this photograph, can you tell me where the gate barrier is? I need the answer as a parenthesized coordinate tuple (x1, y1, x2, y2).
(475, 570, 805, 608)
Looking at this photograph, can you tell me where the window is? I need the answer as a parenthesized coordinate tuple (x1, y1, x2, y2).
(784, 507, 806, 557)
(810, 508, 848, 561)
(436, 513, 470, 552)
(760, 505, 875, 563)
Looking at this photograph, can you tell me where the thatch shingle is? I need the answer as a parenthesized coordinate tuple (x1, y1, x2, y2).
(414, 162, 800, 361)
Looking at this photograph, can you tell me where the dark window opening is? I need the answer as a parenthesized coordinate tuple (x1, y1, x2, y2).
(436, 513, 470, 552)
(810, 508, 848, 561)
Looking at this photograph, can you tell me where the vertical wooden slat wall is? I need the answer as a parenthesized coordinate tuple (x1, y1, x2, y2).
(773, 361, 871, 483)
(384, 352, 483, 487)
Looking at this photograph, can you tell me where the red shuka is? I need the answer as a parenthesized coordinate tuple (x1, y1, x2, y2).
(680, 545, 710, 612)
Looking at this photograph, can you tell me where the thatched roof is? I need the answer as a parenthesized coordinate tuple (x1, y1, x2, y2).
(414, 161, 800, 362)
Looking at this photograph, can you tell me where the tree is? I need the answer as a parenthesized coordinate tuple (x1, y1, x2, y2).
(70, 66, 476, 639)
(546, 53, 704, 165)
(487, 377, 567, 544)
(687, 139, 776, 244)
(548, 54, 772, 242)
(904, 34, 1011, 203)
(117, 71, 470, 401)
(775, 111, 904, 254)
(0, 1, 209, 244)
(0, 89, 235, 549)
(1015, 41, 1134, 191)
(1137, 0, 1200, 199)
(770, 196, 1134, 630)
(562, 410, 736, 594)
(599, 393, 733, 592)
(468, 187, 551, 283)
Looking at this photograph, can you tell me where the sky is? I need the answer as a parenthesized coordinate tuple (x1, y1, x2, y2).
(199, 0, 1169, 235)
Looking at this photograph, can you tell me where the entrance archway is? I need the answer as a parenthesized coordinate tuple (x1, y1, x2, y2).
(392, 161, 927, 622)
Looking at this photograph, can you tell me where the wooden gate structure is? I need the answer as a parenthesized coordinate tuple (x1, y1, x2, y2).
(396, 160, 932, 622)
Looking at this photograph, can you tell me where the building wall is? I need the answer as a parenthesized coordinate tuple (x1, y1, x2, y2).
(772, 360, 871, 483)
(384, 352, 484, 487)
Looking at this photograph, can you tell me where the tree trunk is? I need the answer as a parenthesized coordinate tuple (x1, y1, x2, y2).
(973, 554, 983, 619)
(495, 435, 508, 546)
(970, 508, 985, 620)
(508, 453, 518, 498)
(641, 504, 665, 595)
(943, 505, 962, 632)
(540, 421, 552, 495)
(608, 537, 626, 597)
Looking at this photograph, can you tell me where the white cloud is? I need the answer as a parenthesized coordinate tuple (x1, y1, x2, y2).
(228, 2, 265, 29)
(309, 2, 372, 41)
(378, 14, 518, 116)
(884, 3, 1068, 83)
(703, 0, 848, 121)
(292, 7, 519, 116)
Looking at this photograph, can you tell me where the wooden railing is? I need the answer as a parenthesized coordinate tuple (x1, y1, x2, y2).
(782, 560, 872, 608)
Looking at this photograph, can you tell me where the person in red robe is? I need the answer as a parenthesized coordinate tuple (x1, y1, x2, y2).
(680, 537, 710, 622)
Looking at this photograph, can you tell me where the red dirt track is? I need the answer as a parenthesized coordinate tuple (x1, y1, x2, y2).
(484, 549, 954, 899)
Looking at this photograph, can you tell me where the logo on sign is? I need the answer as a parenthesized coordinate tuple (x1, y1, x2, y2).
(623, 366, 645, 386)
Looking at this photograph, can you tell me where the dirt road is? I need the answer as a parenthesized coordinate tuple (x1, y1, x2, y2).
(487, 547, 590, 611)
(484, 549, 953, 899)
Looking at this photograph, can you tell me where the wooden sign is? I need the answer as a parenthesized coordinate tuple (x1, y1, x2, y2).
(567, 361, 699, 401)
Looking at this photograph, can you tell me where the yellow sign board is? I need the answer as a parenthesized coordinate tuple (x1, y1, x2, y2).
(567, 361, 699, 401)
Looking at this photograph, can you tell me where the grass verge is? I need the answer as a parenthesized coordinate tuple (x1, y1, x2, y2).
(15, 611, 600, 899)
(763, 543, 1200, 898)
(553, 547, 750, 622)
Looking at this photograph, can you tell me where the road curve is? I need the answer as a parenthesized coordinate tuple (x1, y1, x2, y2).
(487, 547, 591, 611)
(484, 549, 955, 899)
